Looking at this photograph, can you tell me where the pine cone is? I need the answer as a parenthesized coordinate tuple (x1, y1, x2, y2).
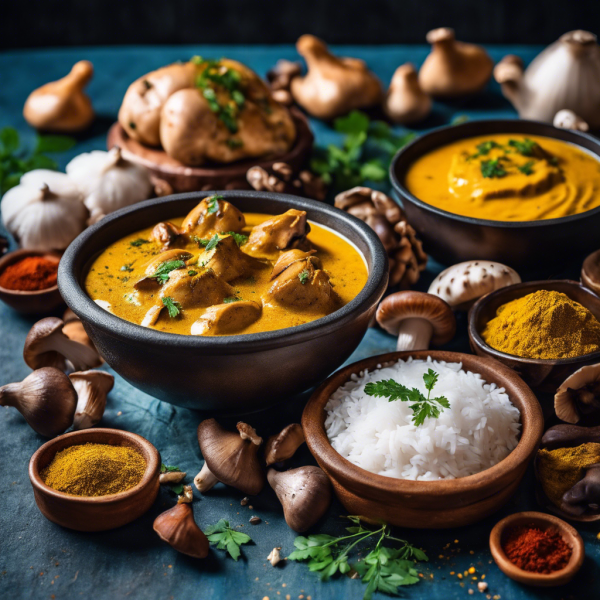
(334, 186, 427, 288)
(246, 163, 327, 201)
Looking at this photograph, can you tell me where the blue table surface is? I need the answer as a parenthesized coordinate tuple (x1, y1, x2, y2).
(0, 45, 598, 600)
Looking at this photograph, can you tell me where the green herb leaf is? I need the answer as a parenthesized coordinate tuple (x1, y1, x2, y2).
(480, 159, 507, 179)
(334, 110, 370, 135)
(206, 195, 222, 214)
(204, 519, 252, 561)
(34, 135, 76, 154)
(198, 233, 221, 252)
(298, 269, 310, 285)
(188, 270, 198, 276)
(223, 296, 241, 303)
(225, 231, 249, 246)
(518, 160, 535, 175)
(169, 483, 184, 495)
(0, 127, 20, 156)
(451, 114, 469, 125)
(160, 463, 181, 473)
(162, 296, 181, 318)
(153, 260, 186, 284)
(130, 238, 149, 247)
(120, 262, 135, 272)
(508, 138, 538, 157)
(226, 138, 244, 149)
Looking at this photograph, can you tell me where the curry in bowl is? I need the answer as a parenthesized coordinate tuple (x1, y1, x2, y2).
(85, 196, 368, 336)
(405, 134, 600, 222)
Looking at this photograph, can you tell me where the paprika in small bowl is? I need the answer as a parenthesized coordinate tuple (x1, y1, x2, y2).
(0, 249, 64, 314)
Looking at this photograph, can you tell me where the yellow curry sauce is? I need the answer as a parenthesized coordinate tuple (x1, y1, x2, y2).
(85, 213, 368, 336)
(405, 134, 600, 221)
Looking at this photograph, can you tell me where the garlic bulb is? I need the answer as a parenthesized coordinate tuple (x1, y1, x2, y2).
(1, 170, 87, 251)
(494, 30, 600, 128)
(66, 147, 153, 225)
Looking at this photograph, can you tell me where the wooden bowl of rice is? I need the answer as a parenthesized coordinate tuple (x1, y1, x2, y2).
(302, 350, 544, 529)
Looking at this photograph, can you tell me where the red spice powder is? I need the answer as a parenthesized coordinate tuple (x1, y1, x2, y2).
(0, 256, 58, 291)
(502, 525, 572, 574)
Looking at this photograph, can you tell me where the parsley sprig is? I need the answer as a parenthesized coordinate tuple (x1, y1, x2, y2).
(130, 238, 149, 247)
(225, 231, 249, 247)
(517, 160, 535, 175)
(194, 233, 221, 252)
(162, 296, 181, 318)
(206, 195, 222, 214)
(480, 158, 507, 179)
(298, 268, 310, 285)
(508, 138, 538, 157)
(288, 517, 427, 600)
(160, 463, 184, 494)
(203, 519, 252, 561)
(153, 260, 186, 284)
(364, 368, 449, 426)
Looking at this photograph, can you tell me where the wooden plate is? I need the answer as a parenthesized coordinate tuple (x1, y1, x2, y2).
(106, 107, 314, 194)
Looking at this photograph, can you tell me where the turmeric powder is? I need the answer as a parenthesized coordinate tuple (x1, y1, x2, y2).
(482, 290, 600, 359)
(41, 443, 146, 496)
(537, 443, 600, 508)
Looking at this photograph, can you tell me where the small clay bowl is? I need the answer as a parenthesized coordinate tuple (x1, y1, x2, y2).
(469, 280, 600, 390)
(29, 428, 160, 532)
(489, 511, 584, 586)
(0, 249, 63, 314)
(106, 107, 313, 194)
(302, 350, 544, 529)
(582, 249, 600, 296)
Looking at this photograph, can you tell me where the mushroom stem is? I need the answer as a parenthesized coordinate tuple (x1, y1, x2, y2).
(194, 462, 219, 492)
(395, 318, 433, 351)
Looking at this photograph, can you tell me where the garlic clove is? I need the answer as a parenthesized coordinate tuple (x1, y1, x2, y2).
(69, 370, 114, 430)
(153, 503, 209, 558)
(0, 367, 77, 437)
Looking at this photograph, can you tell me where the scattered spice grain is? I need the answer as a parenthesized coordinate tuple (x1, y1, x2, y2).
(0, 255, 58, 291)
(502, 525, 571, 573)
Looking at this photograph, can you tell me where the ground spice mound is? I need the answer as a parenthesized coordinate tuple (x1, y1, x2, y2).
(0, 256, 58, 291)
(482, 290, 600, 359)
(41, 443, 146, 497)
(502, 525, 572, 573)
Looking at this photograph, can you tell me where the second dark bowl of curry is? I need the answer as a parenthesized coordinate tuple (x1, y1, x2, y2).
(58, 191, 388, 413)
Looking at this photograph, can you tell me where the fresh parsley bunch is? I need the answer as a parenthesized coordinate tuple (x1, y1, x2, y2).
(364, 368, 450, 426)
(288, 516, 427, 600)
(204, 519, 252, 561)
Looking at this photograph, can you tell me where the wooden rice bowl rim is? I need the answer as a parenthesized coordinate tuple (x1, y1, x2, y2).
(302, 350, 544, 501)
(29, 428, 161, 504)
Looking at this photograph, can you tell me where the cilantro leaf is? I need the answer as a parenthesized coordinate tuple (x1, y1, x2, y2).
(223, 297, 241, 303)
(188, 270, 198, 276)
(480, 159, 507, 178)
(34, 135, 76, 154)
(518, 160, 535, 175)
(334, 110, 370, 135)
(153, 260, 186, 284)
(298, 269, 310, 285)
(160, 463, 181, 473)
(204, 519, 252, 561)
(204, 234, 221, 251)
(206, 195, 222, 214)
(130, 238, 149, 247)
(422, 368, 439, 392)
(225, 231, 249, 246)
(509, 138, 538, 157)
(162, 296, 181, 318)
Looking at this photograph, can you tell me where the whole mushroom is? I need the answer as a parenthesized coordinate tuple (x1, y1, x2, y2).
(553, 109, 589, 132)
(153, 503, 209, 559)
(384, 64, 432, 125)
(290, 35, 383, 120)
(194, 419, 265, 495)
(428, 261, 521, 310)
(264, 423, 306, 467)
(376, 291, 456, 351)
(555, 364, 600, 424)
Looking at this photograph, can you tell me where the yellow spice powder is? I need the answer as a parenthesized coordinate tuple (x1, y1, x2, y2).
(41, 443, 146, 497)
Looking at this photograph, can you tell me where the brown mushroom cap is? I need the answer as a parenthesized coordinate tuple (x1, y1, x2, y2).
(582, 249, 600, 296)
(153, 503, 209, 559)
(70, 369, 115, 430)
(376, 291, 456, 345)
(264, 424, 306, 466)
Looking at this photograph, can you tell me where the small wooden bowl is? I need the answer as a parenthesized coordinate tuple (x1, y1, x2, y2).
(582, 249, 600, 296)
(106, 108, 314, 194)
(302, 350, 544, 529)
(489, 511, 584, 586)
(29, 428, 160, 532)
(0, 249, 64, 314)
(469, 280, 600, 390)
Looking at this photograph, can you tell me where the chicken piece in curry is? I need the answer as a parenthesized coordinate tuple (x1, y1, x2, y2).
(85, 196, 368, 336)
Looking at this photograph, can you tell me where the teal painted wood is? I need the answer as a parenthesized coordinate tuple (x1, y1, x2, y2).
(0, 45, 598, 600)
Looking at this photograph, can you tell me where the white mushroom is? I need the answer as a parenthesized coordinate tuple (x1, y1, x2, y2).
(553, 109, 589, 132)
(555, 364, 600, 424)
(428, 261, 521, 310)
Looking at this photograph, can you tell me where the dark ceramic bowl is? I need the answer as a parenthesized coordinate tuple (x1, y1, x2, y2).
(58, 191, 388, 413)
(469, 280, 600, 389)
(390, 119, 600, 270)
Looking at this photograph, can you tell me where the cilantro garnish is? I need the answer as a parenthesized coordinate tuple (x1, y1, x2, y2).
(298, 269, 310, 285)
(130, 238, 149, 247)
(223, 296, 241, 304)
(160, 464, 184, 494)
(518, 161, 535, 175)
(198, 234, 221, 252)
(471, 140, 502, 158)
(226, 138, 244, 149)
(162, 296, 181, 318)
(364, 368, 450, 426)
(508, 138, 538, 157)
(120, 262, 135, 272)
(206, 195, 222, 214)
(480, 159, 507, 179)
(188, 270, 198, 276)
(225, 231, 249, 246)
(203, 519, 252, 561)
(288, 516, 427, 599)
(160, 463, 181, 473)
(153, 260, 186, 284)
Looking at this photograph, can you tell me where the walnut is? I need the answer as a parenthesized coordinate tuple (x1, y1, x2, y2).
(267, 60, 302, 106)
(334, 186, 427, 288)
(246, 163, 327, 201)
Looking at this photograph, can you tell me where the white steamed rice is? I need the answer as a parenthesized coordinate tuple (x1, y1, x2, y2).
(324, 357, 521, 481)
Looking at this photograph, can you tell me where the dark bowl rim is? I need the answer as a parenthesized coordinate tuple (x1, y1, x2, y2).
(58, 190, 388, 352)
(28, 428, 160, 504)
(302, 350, 544, 497)
(0, 249, 60, 296)
(469, 279, 600, 366)
(389, 118, 600, 228)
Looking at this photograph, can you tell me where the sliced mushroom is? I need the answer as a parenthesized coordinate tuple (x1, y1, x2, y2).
(180, 196, 246, 239)
(561, 463, 600, 517)
(199, 235, 263, 282)
(150, 221, 185, 252)
(267, 466, 332, 532)
(582, 249, 600, 296)
(376, 291, 456, 351)
(134, 249, 194, 291)
(23, 317, 102, 372)
(270, 249, 317, 280)
(69, 370, 114, 430)
(384, 63, 432, 125)
(265, 424, 305, 466)
(160, 471, 186, 485)
(290, 35, 383, 120)
(194, 420, 265, 495)
(244, 209, 311, 260)
(428, 261, 521, 310)
(191, 301, 262, 336)
(555, 364, 600, 424)
(153, 503, 209, 559)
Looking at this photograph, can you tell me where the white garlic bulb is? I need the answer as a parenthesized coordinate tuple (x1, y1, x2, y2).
(66, 146, 153, 225)
(1, 170, 87, 251)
